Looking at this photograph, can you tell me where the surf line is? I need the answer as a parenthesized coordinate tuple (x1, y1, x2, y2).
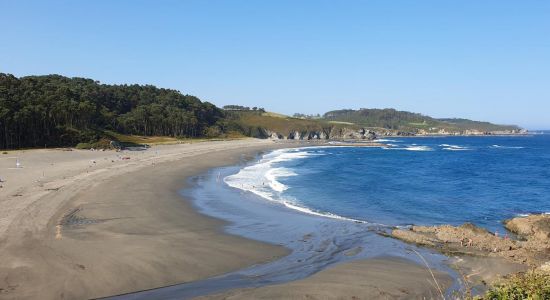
(224, 147, 390, 228)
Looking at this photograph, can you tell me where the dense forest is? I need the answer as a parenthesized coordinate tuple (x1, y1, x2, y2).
(0, 73, 223, 149)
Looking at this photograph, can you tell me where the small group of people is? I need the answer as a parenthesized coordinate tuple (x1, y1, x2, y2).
(460, 237, 474, 247)
(495, 230, 510, 240)
(459, 230, 511, 253)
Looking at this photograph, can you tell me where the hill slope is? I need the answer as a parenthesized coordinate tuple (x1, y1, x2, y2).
(323, 108, 521, 134)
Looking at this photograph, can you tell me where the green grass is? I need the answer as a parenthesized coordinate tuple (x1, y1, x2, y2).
(408, 121, 430, 127)
(71, 131, 248, 149)
(261, 111, 289, 118)
(327, 120, 356, 125)
(104, 131, 181, 145)
(235, 114, 324, 133)
(102, 130, 249, 147)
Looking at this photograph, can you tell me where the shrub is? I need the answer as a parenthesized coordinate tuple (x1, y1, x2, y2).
(205, 126, 222, 138)
(477, 271, 550, 300)
(75, 143, 92, 149)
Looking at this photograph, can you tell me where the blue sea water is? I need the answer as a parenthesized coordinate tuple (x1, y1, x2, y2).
(112, 135, 549, 299)
(225, 134, 550, 232)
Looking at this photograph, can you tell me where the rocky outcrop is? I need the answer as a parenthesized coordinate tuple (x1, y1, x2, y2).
(393, 223, 518, 252)
(505, 214, 550, 251)
(505, 214, 550, 241)
(288, 131, 301, 140)
(263, 129, 284, 140)
(257, 126, 377, 140)
(328, 127, 376, 140)
(255, 125, 526, 140)
(392, 217, 550, 268)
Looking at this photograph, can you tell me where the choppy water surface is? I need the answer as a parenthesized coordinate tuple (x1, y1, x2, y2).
(226, 134, 550, 232)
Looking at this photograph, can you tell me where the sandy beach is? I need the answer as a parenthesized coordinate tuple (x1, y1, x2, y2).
(197, 258, 451, 300)
(0, 140, 288, 299)
(1, 139, 453, 299)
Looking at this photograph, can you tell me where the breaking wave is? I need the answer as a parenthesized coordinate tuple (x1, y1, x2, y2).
(491, 145, 524, 149)
(385, 145, 433, 151)
(224, 148, 367, 223)
(439, 144, 472, 151)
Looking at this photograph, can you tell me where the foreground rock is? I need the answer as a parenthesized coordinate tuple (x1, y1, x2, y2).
(392, 215, 550, 270)
(505, 214, 550, 246)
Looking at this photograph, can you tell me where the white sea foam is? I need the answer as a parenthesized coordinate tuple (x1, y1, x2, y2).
(224, 148, 368, 223)
(376, 139, 401, 143)
(383, 145, 433, 151)
(224, 149, 310, 199)
(265, 168, 296, 192)
(516, 212, 550, 217)
(405, 145, 433, 151)
(491, 145, 524, 149)
(439, 144, 472, 151)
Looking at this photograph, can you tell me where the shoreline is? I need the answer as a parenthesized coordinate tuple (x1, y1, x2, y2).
(0, 139, 455, 299)
(0, 140, 296, 299)
(0, 139, 529, 299)
(106, 152, 457, 299)
(179, 143, 535, 298)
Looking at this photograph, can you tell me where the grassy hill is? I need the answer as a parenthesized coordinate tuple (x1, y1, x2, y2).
(437, 118, 520, 132)
(323, 108, 521, 133)
(223, 110, 356, 138)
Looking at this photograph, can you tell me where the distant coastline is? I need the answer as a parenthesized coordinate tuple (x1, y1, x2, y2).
(1, 73, 526, 151)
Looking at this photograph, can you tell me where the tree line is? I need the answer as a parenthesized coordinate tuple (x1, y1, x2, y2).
(0, 73, 224, 149)
(222, 105, 265, 112)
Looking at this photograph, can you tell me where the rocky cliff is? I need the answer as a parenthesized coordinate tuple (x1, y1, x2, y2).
(252, 126, 526, 140)
(258, 126, 377, 140)
(231, 111, 527, 141)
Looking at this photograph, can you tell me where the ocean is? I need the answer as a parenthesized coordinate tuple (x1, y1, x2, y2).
(225, 134, 550, 232)
(113, 135, 550, 298)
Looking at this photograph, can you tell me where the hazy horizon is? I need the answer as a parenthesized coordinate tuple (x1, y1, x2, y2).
(2, 1, 549, 129)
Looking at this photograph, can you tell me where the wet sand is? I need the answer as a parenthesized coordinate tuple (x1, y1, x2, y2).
(0, 139, 455, 299)
(197, 258, 452, 300)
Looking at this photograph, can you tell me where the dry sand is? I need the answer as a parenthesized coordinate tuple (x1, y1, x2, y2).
(0, 139, 453, 300)
(0, 140, 292, 299)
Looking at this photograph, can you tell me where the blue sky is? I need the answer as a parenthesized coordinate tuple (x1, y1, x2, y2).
(1, 1, 549, 129)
